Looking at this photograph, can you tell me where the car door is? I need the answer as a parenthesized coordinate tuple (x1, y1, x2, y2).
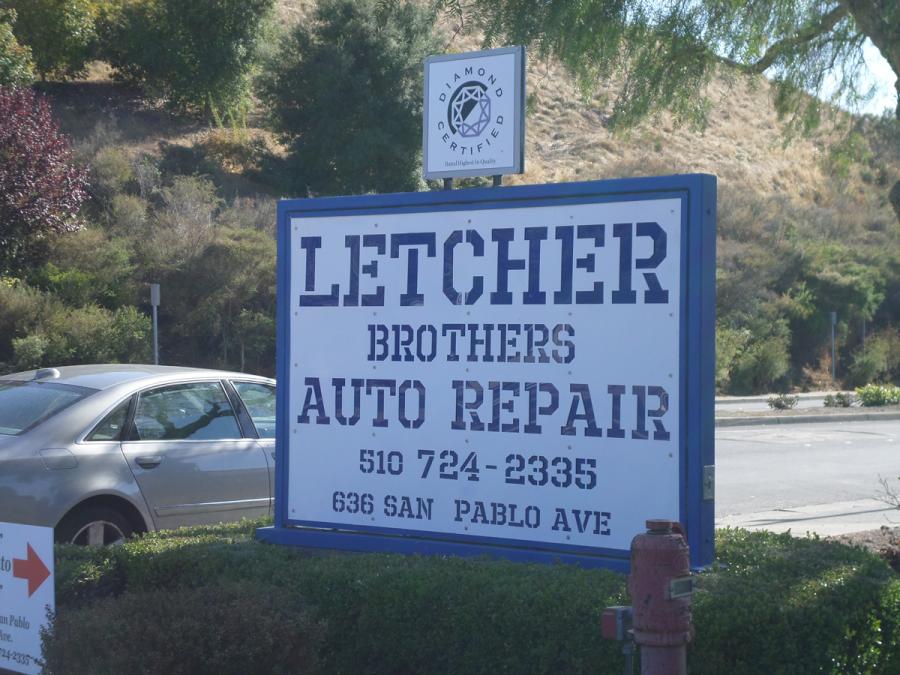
(120, 380, 270, 529)
(231, 381, 276, 512)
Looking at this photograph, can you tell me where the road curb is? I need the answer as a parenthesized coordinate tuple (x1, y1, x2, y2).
(716, 411, 900, 427)
(716, 392, 849, 405)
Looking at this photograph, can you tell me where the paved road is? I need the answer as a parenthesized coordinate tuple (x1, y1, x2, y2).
(715, 419, 900, 535)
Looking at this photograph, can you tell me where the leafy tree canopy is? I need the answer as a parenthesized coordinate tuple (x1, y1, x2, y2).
(446, 0, 898, 214)
(100, 0, 274, 116)
(258, 0, 440, 196)
(3, 0, 98, 79)
(449, 0, 897, 126)
(0, 9, 34, 86)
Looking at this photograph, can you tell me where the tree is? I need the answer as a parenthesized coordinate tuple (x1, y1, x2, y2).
(5, 0, 98, 79)
(0, 9, 34, 86)
(450, 0, 900, 215)
(0, 86, 88, 275)
(258, 0, 440, 196)
(100, 0, 274, 116)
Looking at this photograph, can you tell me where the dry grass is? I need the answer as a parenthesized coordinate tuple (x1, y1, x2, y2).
(35, 0, 896, 218)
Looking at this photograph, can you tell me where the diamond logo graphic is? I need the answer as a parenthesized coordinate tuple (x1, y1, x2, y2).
(447, 81, 491, 138)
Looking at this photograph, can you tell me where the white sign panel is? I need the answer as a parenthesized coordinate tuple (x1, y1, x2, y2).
(285, 196, 681, 554)
(424, 47, 525, 179)
(0, 522, 54, 675)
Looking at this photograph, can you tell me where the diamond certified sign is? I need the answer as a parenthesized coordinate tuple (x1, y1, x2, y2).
(260, 175, 716, 571)
(423, 47, 525, 180)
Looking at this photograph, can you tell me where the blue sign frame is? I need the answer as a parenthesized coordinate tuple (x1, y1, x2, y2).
(257, 174, 716, 571)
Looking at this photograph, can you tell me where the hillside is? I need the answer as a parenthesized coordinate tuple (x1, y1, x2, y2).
(3, 0, 897, 392)
(41, 1, 898, 215)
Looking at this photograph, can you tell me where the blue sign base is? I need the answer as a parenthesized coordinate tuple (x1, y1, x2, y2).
(255, 525, 631, 571)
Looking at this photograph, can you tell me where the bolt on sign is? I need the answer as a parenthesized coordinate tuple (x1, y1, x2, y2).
(0, 522, 54, 674)
(257, 176, 716, 570)
(423, 47, 525, 180)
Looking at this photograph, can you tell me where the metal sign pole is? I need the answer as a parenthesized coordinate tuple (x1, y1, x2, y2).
(150, 283, 160, 365)
(830, 311, 837, 381)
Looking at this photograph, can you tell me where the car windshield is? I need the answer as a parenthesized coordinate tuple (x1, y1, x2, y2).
(0, 380, 95, 436)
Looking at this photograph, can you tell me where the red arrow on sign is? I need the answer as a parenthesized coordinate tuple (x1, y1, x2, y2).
(13, 544, 51, 597)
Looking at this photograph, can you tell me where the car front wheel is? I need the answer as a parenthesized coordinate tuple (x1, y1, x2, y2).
(55, 506, 134, 546)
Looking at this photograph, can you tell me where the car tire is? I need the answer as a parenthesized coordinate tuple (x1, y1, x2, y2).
(55, 506, 134, 546)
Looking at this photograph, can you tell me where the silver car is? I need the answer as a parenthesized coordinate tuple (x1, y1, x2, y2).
(0, 364, 276, 545)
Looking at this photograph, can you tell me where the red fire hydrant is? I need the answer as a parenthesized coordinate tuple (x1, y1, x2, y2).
(601, 520, 695, 673)
(628, 519, 694, 674)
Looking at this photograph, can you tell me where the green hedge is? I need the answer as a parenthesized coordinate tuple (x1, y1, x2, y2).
(47, 520, 899, 674)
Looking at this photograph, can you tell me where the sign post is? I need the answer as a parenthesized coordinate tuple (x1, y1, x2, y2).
(150, 283, 160, 365)
(0, 522, 54, 674)
(258, 175, 716, 570)
(830, 310, 837, 381)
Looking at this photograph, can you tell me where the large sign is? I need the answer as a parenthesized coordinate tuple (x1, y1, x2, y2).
(423, 47, 525, 180)
(0, 522, 54, 675)
(259, 176, 716, 570)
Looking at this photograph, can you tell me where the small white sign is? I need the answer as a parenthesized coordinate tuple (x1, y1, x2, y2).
(424, 46, 525, 179)
(0, 522, 54, 675)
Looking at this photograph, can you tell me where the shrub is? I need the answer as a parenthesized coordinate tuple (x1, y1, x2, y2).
(691, 529, 900, 673)
(10, 334, 49, 370)
(0, 9, 34, 85)
(766, 393, 799, 410)
(218, 197, 276, 234)
(28, 228, 136, 309)
(0, 86, 88, 276)
(12, 304, 151, 368)
(847, 329, 900, 387)
(100, 0, 274, 115)
(856, 384, 900, 407)
(0, 277, 150, 371)
(728, 333, 791, 394)
(107, 193, 148, 234)
(5, 0, 97, 79)
(148, 175, 223, 264)
(197, 128, 269, 174)
(0, 281, 53, 367)
(42, 582, 324, 674)
(132, 153, 161, 199)
(823, 392, 854, 407)
(89, 146, 134, 206)
(715, 326, 750, 392)
(234, 308, 274, 373)
(258, 0, 439, 195)
(49, 521, 900, 674)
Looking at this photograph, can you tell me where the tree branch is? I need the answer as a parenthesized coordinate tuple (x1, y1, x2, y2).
(745, 4, 850, 74)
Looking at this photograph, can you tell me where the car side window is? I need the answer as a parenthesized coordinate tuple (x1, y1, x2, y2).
(132, 382, 241, 441)
(232, 382, 276, 439)
(86, 399, 131, 441)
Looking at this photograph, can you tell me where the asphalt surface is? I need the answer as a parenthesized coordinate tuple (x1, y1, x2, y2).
(715, 419, 900, 535)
